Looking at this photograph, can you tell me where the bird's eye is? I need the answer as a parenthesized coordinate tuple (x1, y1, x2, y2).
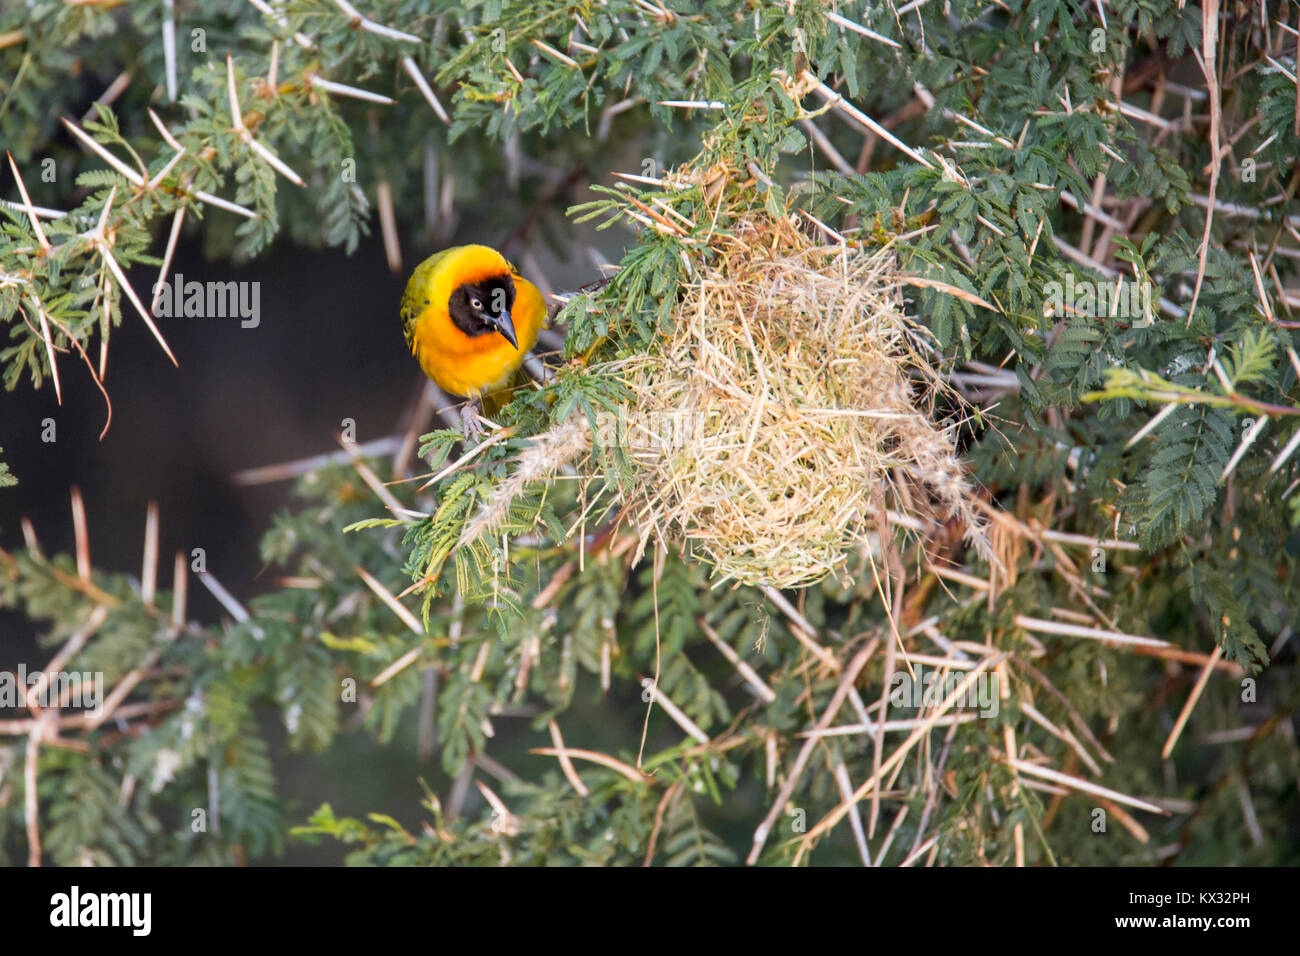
(470, 297, 483, 310)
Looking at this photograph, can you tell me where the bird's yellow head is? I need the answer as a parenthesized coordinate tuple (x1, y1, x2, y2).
(400, 244, 547, 401)
(400, 244, 525, 354)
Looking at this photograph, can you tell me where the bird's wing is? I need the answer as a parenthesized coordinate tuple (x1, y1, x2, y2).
(399, 247, 457, 354)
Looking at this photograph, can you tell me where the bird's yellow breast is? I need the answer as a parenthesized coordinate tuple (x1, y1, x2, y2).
(401, 245, 546, 398)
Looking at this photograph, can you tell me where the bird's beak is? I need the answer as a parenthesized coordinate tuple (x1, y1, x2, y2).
(493, 310, 519, 349)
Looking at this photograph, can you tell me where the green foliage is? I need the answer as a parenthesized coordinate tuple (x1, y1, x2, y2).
(1, 0, 1298, 867)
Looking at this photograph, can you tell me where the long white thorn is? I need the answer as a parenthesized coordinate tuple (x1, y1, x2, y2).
(1269, 424, 1300, 475)
(94, 182, 117, 235)
(147, 107, 183, 151)
(800, 70, 935, 170)
(163, 0, 177, 102)
(5, 153, 51, 250)
(1221, 415, 1269, 482)
(99, 243, 179, 367)
(191, 189, 260, 219)
(226, 55, 306, 186)
(153, 207, 186, 312)
(147, 146, 186, 189)
(62, 118, 145, 186)
(401, 56, 450, 123)
(226, 54, 244, 129)
(331, 0, 421, 43)
(31, 297, 62, 404)
(824, 10, 901, 48)
(309, 75, 396, 105)
(1125, 402, 1178, 448)
(0, 199, 66, 220)
(245, 137, 306, 186)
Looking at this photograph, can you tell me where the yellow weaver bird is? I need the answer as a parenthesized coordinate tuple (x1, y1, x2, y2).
(400, 244, 547, 434)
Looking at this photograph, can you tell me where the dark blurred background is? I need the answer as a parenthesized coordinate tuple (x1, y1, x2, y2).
(0, 205, 630, 861)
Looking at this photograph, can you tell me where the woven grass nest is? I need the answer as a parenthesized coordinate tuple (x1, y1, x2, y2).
(599, 216, 988, 588)
(466, 214, 990, 589)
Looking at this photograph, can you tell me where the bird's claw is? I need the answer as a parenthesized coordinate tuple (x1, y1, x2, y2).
(460, 403, 488, 440)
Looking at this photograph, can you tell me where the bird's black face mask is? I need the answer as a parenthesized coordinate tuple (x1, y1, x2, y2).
(449, 274, 518, 348)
